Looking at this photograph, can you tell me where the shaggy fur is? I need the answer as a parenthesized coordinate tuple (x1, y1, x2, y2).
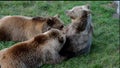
(0, 29, 66, 68)
(60, 5, 93, 58)
(0, 15, 64, 41)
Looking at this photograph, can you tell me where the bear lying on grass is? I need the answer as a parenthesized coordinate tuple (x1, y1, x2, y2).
(0, 15, 64, 41)
(60, 5, 93, 59)
(0, 29, 66, 68)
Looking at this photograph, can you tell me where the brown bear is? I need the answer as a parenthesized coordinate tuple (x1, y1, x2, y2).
(0, 15, 64, 41)
(0, 29, 66, 68)
(59, 5, 93, 59)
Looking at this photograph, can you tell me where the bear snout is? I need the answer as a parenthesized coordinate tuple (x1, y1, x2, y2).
(58, 36, 64, 44)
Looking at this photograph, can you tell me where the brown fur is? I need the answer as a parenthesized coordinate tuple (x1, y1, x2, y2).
(60, 5, 93, 59)
(0, 29, 66, 68)
(0, 15, 64, 41)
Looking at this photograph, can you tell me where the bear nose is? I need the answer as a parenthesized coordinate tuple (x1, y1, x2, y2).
(65, 10, 69, 14)
(58, 37, 64, 44)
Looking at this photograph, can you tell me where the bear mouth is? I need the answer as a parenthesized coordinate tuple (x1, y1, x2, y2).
(70, 16, 75, 19)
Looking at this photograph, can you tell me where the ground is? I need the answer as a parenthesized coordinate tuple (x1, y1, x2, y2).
(0, 1, 119, 68)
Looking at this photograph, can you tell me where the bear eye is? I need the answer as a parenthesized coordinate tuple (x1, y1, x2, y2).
(47, 27, 51, 30)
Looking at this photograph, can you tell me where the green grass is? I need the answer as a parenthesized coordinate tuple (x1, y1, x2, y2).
(0, 1, 119, 68)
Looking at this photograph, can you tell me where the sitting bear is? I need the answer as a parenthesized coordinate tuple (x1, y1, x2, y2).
(0, 29, 66, 68)
(0, 15, 64, 41)
(59, 5, 93, 59)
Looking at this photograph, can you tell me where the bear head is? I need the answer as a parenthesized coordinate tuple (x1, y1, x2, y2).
(65, 4, 91, 22)
(34, 29, 66, 48)
(32, 14, 64, 33)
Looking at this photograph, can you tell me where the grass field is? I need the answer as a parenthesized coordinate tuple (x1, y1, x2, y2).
(0, 1, 119, 68)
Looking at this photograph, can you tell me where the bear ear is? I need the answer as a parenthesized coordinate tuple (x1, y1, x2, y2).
(49, 29, 59, 38)
(54, 14, 60, 18)
(85, 4, 90, 9)
(47, 17, 55, 26)
(32, 17, 47, 22)
(34, 34, 48, 43)
(83, 9, 91, 15)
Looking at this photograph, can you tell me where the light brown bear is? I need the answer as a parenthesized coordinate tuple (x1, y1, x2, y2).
(60, 5, 93, 59)
(0, 29, 66, 68)
(0, 15, 64, 41)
